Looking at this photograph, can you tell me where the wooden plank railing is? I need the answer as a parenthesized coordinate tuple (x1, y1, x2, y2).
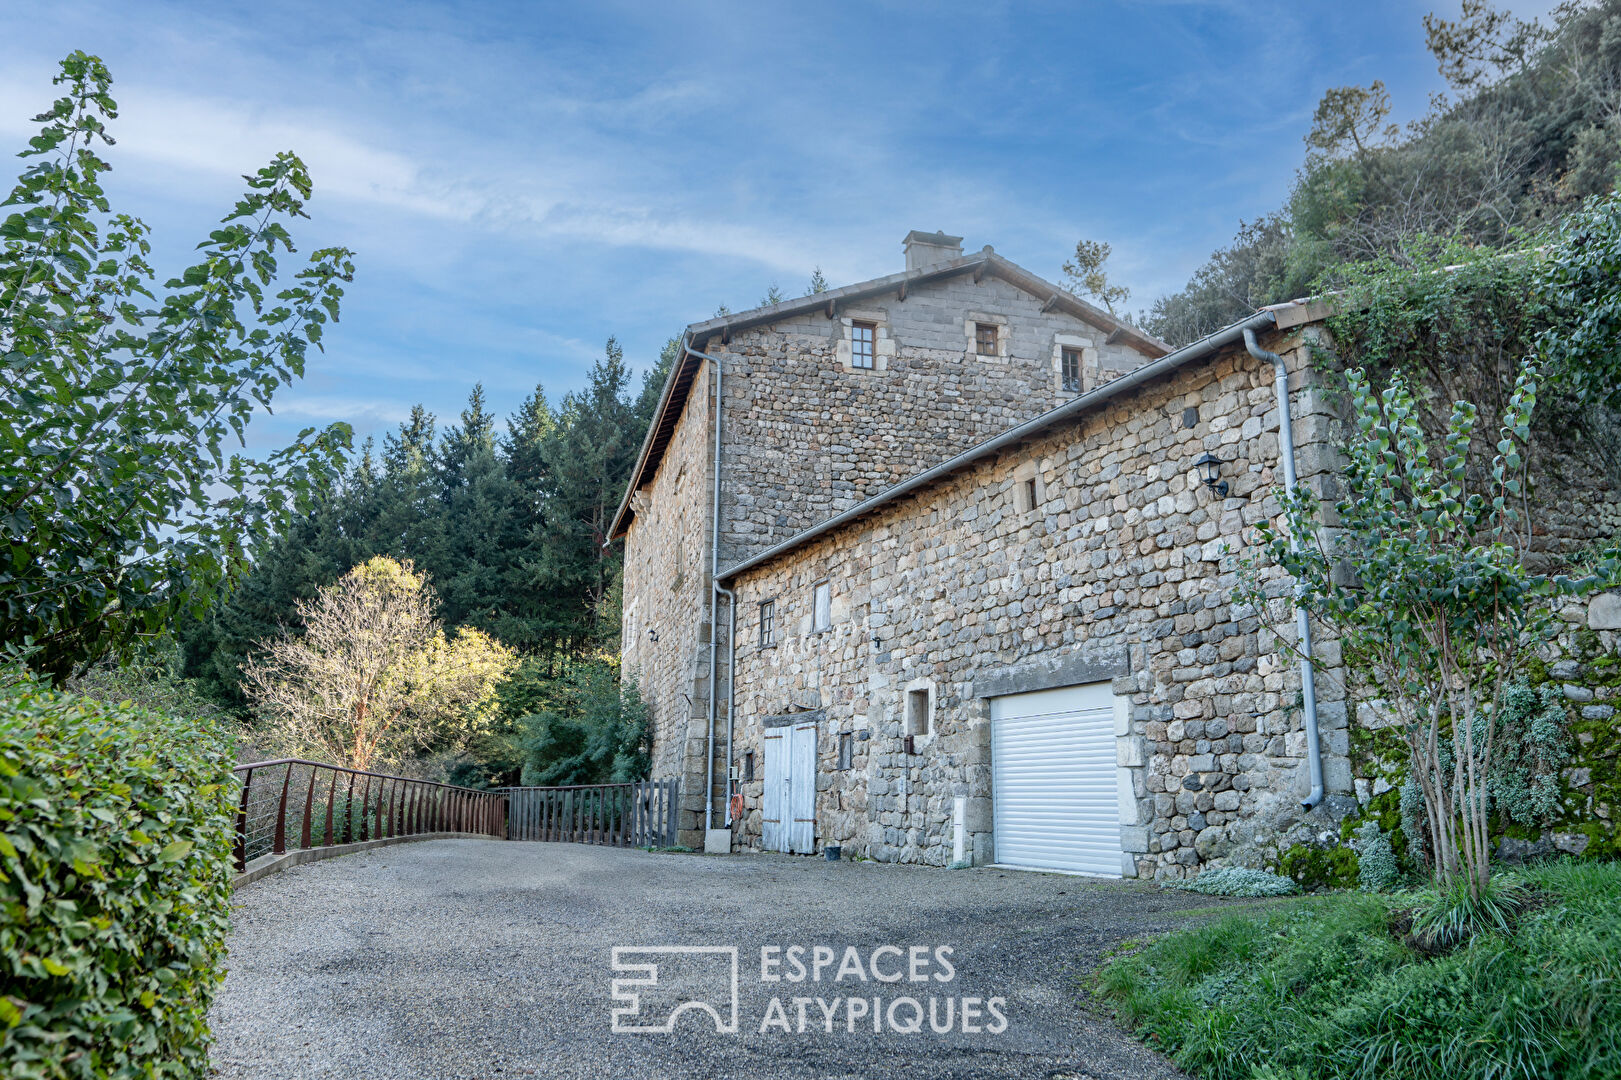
(504, 779, 679, 847)
(232, 759, 508, 871)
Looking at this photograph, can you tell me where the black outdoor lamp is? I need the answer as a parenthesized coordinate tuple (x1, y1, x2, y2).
(647, 629, 659, 643)
(1194, 452, 1229, 498)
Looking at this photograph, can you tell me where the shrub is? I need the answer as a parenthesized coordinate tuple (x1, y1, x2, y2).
(1170, 866, 1301, 897)
(1408, 872, 1534, 952)
(1354, 821, 1399, 893)
(1487, 682, 1573, 828)
(0, 672, 238, 1078)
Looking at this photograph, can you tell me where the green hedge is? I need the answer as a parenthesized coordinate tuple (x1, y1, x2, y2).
(0, 673, 238, 1078)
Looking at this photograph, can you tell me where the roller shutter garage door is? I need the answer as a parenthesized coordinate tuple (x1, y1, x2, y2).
(991, 682, 1122, 876)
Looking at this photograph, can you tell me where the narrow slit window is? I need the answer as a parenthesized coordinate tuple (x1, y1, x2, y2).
(812, 581, 831, 633)
(850, 321, 876, 369)
(975, 322, 998, 356)
(759, 599, 776, 647)
(838, 733, 853, 770)
(905, 688, 931, 737)
(1025, 477, 1039, 510)
(1061, 346, 1084, 392)
(744, 752, 755, 783)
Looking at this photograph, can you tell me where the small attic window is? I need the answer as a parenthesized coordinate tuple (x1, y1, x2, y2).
(1061, 347, 1084, 393)
(850, 322, 876, 369)
(975, 322, 998, 356)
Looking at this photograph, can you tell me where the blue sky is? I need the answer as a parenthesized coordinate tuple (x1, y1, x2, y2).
(0, 1, 1539, 453)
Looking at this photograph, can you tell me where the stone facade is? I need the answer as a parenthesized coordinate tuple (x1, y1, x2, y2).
(706, 272, 1148, 569)
(721, 327, 1344, 877)
(618, 352, 717, 836)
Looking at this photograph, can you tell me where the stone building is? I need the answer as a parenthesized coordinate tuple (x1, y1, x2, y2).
(611, 231, 1621, 877)
(610, 231, 1164, 852)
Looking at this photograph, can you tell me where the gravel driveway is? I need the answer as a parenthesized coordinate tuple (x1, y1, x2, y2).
(212, 840, 1223, 1080)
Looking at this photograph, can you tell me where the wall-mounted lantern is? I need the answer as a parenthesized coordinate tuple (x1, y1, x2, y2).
(647, 629, 659, 643)
(1194, 452, 1229, 498)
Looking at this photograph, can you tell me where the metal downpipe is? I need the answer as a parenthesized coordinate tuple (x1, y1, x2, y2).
(704, 345, 723, 833)
(1242, 327, 1325, 810)
(718, 582, 736, 826)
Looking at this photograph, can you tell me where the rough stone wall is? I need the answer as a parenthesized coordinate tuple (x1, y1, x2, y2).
(1525, 410, 1621, 566)
(709, 272, 1148, 569)
(1343, 592, 1621, 865)
(724, 328, 1350, 878)
(620, 356, 717, 843)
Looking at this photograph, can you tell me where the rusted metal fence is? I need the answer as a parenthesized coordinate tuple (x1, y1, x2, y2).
(232, 758, 508, 871)
(504, 780, 679, 847)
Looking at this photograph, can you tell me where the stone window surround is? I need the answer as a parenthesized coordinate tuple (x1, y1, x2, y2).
(1051, 333, 1097, 395)
(902, 676, 937, 745)
(834, 310, 895, 372)
(963, 311, 1009, 360)
(1012, 459, 1046, 514)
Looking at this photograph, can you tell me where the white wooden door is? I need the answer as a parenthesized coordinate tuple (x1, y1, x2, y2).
(761, 728, 787, 852)
(788, 722, 817, 854)
(991, 682, 1122, 876)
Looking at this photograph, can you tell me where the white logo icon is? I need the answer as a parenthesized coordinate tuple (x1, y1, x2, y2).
(610, 946, 740, 1034)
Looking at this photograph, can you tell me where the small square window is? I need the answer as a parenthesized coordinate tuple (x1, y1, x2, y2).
(850, 322, 876, 369)
(838, 733, 853, 770)
(1061, 346, 1084, 393)
(905, 688, 931, 737)
(975, 322, 998, 356)
(759, 599, 776, 647)
(812, 581, 831, 633)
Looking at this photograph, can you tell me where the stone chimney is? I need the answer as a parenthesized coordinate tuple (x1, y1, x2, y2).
(903, 229, 964, 271)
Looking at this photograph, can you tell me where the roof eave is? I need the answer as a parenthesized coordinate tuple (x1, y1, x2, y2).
(607, 331, 692, 540)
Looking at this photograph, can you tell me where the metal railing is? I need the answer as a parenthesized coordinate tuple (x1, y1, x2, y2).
(504, 779, 679, 847)
(232, 759, 508, 871)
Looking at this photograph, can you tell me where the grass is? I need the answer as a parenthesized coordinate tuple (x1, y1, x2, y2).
(1094, 860, 1621, 1080)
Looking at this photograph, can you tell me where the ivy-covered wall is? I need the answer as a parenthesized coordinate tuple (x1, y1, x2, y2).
(1333, 594, 1621, 876)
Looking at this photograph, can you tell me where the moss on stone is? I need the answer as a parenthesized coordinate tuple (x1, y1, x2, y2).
(1275, 842, 1359, 891)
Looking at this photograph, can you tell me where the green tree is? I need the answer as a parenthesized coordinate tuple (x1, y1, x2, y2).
(0, 54, 353, 682)
(514, 656, 651, 785)
(242, 556, 515, 771)
(524, 338, 645, 652)
(1304, 81, 1397, 159)
(1061, 239, 1130, 314)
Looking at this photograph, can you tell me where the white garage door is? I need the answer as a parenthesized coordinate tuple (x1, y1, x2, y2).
(991, 682, 1123, 876)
